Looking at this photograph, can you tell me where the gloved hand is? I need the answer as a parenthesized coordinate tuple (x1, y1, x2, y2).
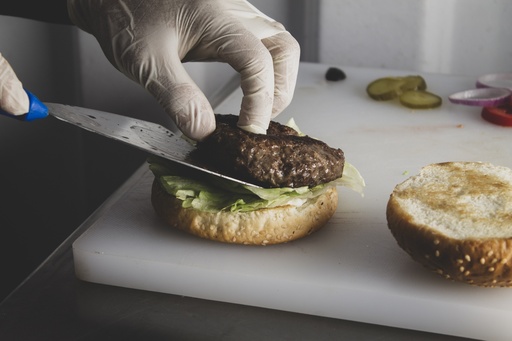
(0, 53, 29, 116)
(67, 0, 300, 140)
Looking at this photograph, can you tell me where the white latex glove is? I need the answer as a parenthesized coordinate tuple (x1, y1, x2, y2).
(67, 0, 300, 140)
(0, 53, 29, 116)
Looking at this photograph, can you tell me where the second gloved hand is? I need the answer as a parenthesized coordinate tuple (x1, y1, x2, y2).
(0, 53, 29, 116)
(68, 0, 300, 140)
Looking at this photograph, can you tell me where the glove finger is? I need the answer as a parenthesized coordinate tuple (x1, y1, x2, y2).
(96, 18, 216, 141)
(261, 32, 301, 118)
(143, 50, 216, 141)
(223, 0, 287, 40)
(203, 23, 274, 134)
(230, 36, 275, 134)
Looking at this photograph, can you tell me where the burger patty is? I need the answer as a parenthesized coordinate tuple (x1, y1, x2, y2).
(195, 114, 345, 188)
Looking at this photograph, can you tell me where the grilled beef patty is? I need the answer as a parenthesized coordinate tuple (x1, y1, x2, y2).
(195, 114, 345, 188)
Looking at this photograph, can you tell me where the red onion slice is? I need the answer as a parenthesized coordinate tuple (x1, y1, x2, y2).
(476, 73, 512, 90)
(448, 88, 511, 107)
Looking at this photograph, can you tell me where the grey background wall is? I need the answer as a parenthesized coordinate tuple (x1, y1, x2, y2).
(317, 0, 512, 76)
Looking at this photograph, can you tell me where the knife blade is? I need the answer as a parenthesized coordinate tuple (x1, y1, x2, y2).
(1, 90, 260, 187)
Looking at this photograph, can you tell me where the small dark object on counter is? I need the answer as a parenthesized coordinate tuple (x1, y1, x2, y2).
(325, 67, 346, 81)
(196, 114, 345, 188)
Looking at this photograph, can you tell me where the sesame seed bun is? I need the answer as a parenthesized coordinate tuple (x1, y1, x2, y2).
(151, 178, 338, 245)
(386, 161, 512, 287)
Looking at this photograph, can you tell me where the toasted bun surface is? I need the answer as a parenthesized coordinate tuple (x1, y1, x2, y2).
(386, 162, 512, 287)
(151, 178, 338, 245)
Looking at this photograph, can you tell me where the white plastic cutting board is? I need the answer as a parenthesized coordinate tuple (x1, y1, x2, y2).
(73, 63, 512, 341)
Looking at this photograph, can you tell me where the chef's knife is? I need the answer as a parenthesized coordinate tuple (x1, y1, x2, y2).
(1, 90, 259, 187)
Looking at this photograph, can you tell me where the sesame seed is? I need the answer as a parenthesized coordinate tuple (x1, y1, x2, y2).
(480, 258, 486, 264)
(465, 255, 471, 262)
(489, 267, 495, 272)
(435, 250, 440, 257)
(459, 266, 465, 272)
(457, 259, 463, 264)
(492, 259, 498, 264)
(434, 239, 440, 245)
(488, 251, 494, 257)
(464, 271, 471, 276)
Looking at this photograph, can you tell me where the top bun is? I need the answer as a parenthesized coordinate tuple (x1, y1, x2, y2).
(386, 161, 512, 287)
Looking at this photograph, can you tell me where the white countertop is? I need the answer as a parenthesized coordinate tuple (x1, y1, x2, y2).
(73, 63, 512, 341)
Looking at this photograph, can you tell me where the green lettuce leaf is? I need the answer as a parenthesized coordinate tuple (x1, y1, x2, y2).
(148, 156, 365, 213)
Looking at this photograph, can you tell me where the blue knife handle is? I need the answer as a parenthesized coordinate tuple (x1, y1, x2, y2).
(0, 90, 48, 121)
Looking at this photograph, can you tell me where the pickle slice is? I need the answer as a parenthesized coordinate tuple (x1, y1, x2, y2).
(366, 77, 404, 100)
(399, 90, 442, 109)
(400, 75, 427, 92)
(366, 75, 427, 101)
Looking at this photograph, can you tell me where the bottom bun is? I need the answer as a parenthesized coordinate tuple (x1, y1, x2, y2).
(151, 178, 338, 245)
(386, 161, 512, 287)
